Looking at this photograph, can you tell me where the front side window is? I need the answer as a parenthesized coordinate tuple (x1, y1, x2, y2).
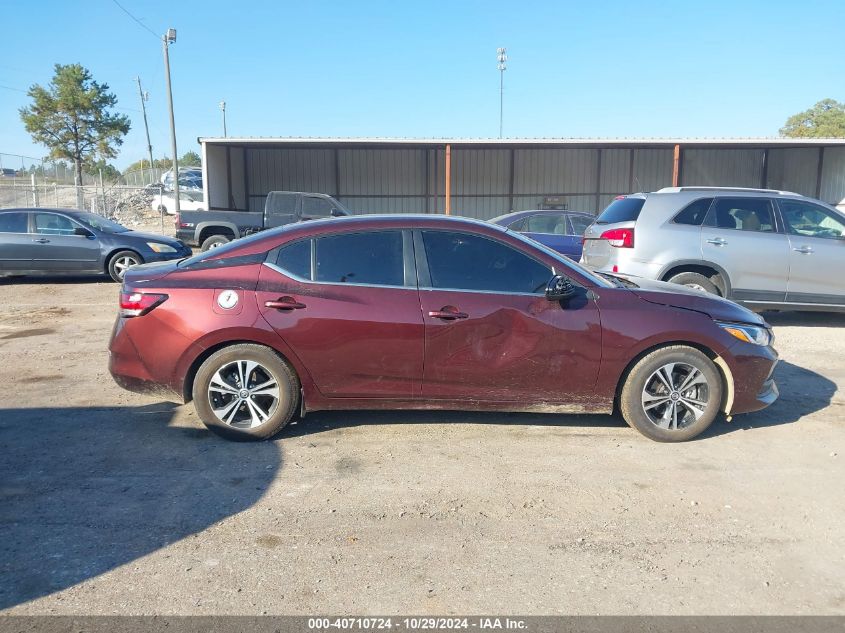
(266, 192, 298, 215)
(301, 196, 334, 217)
(421, 231, 551, 294)
(568, 215, 593, 235)
(706, 198, 775, 233)
(523, 214, 568, 235)
(275, 239, 312, 279)
(35, 213, 76, 235)
(0, 212, 28, 233)
(673, 198, 713, 226)
(779, 200, 845, 240)
(315, 231, 404, 286)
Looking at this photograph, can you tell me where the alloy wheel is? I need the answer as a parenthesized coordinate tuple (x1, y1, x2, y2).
(113, 255, 139, 279)
(641, 362, 710, 431)
(207, 360, 280, 429)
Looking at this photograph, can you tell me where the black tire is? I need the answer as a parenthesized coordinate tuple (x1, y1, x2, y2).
(201, 234, 231, 251)
(666, 272, 720, 296)
(619, 345, 723, 442)
(107, 250, 143, 283)
(192, 343, 299, 441)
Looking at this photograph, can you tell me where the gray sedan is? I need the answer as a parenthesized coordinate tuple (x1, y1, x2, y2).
(0, 208, 192, 282)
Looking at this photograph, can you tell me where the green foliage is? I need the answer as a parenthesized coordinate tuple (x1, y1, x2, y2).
(780, 99, 845, 138)
(19, 63, 130, 185)
(84, 159, 121, 181)
(123, 156, 173, 174)
(180, 150, 201, 166)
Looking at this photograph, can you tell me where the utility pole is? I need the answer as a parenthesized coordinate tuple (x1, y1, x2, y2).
(219, 101, 227, 137)
(497, 47, 507, 138)
(135, 76, 155, 184)
(162, 28, 180, 215)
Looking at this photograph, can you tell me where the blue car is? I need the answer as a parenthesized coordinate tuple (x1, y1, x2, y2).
(0, 207, 192, 282)
(490, 209, 595, 260)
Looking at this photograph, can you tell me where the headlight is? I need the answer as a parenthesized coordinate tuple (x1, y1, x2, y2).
(147, 242, 178, 253)
(717, 321, 772, 346)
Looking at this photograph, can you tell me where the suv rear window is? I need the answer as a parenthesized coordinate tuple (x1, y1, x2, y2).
(595, 197, 645, 224)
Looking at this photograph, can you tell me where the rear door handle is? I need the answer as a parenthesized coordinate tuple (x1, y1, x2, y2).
(265, 297, 306, 310)
(33, 238, 50, 244)
(792, 246, 814, 254)
(428, 306, 469, 320)
(706, 238, 727, 246)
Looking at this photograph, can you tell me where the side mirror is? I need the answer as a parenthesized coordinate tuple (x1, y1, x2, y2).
(545, 274, 576, 301)
(74, 227, 94, 238)
(330, 208, 345, 217)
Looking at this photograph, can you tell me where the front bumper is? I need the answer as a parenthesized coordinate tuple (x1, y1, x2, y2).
(726, 343, 779, 415)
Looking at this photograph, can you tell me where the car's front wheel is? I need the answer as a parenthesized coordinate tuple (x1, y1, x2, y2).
(107, 250, 143, 282)
(192, 344, 300, 441)
(619, 345, 723, 442)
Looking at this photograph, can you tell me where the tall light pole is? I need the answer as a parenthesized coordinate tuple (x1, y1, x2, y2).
(162, 27, 180, 215)
(497, 47, 507, 138)
(219, 100, 227, 137)
(135, 76, 155, 184)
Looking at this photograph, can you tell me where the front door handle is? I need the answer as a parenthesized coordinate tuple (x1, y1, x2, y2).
(792, 246, 814, 254)
(706, 237, 727, 246)
(265, 297, 306, 310)
(33, 238, 50, 244)
(428, 306, 469, 320)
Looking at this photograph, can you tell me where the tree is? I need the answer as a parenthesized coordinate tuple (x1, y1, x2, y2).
(123, 156, 172, 174)
(85, 159, 121, 182)
(780, 99, 845, 138)
(19, 63, 130, 206)
(180, 150, 201, 166)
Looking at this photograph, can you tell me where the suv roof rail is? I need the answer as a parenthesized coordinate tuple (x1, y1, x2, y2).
(655, 186, 801, 196)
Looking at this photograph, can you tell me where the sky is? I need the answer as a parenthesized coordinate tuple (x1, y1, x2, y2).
(1, 0, 843, 170)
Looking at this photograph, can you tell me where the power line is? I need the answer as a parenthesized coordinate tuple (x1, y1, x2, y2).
(0, 84, 27, 93)
(110, 0, 160, 39)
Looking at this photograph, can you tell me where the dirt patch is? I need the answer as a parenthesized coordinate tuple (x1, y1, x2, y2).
(1, 327, 55, 340)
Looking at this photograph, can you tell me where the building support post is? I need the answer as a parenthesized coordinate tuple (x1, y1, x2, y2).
(672, 144, 681, 187)
(761, 148, 769, 189)
(444, 143, 451, 215)
(816, 147, 825, 199)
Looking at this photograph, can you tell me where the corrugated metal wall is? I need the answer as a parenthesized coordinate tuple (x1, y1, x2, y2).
(203, 143, 845, 219)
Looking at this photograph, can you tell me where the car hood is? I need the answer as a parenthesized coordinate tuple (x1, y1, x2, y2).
(611, 274, 767, 326)
(117, 230, 184, 246)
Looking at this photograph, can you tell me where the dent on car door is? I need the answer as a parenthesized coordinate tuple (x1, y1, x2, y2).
(778, 199, 845, 304)
(700, 197, 789, 302)
(31, 212, 101, 271)
(415, 230, 602, 403)
(256, 230, 425, 398)
(0, 212, 34, 271)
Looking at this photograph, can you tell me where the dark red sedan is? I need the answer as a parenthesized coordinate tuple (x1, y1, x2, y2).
(108, 215, 778, 442)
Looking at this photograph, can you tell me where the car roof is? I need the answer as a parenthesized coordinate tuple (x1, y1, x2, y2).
(0, 207, 84, 215)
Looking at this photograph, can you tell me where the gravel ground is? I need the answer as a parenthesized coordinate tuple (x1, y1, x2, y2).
(0, 268, 843, 615)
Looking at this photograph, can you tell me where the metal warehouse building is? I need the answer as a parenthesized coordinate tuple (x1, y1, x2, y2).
(199, 138, 845, 219)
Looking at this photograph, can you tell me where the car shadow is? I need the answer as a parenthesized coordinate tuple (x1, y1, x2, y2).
(761, 310, 845, 328)
(287, 360, 834, 442)
(0, 403, 281, 611)
(0, 274, 112, 286)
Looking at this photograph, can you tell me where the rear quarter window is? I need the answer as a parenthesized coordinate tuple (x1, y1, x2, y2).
(672, 198, 713, 226)
(595, 197, 645, 224)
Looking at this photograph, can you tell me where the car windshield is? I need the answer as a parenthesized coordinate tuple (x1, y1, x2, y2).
(509, 230, 613, 288)
(74, 212, 129, 233)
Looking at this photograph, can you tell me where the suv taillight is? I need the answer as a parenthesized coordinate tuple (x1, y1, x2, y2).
(599, 228, 634, 248)
(174, 212, 180, 229)
(120, 291, 168, 318)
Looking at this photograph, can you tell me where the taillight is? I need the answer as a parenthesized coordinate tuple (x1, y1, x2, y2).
(119, 291, 168, 318)
(174, 212, 180, 229)
(599, 228, 634, 248)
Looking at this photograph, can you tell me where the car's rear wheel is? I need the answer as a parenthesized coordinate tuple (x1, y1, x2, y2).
(201, 234, 230, 251)
(107, 250, 143, 282)
(619, 345, 722, 442)
(192, 344, 299, 441)
(667, 272, 720, 296)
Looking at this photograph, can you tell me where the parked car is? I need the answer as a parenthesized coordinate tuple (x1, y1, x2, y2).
(490, 209, 595, 259)
(109, 214, 778, 443)
(581, 187, 845, 312)
(161, 167, 202, 192)
(176, 191, 349, 251)
(152, 190, 205, 215)
(0, 208, 191, 282)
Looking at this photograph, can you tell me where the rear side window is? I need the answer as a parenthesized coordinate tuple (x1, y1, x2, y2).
(315, 231, 404, 286)
(706, 198, 775, 233)
(275, 239, 311, 279)
(673, 198, 713, 226)
(0, 212, 28, 233)
(421, 231, 551, 294)
(595, 197, 645, 224)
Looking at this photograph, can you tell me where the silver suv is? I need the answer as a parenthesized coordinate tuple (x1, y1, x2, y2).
(581, 187, 845, 311)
